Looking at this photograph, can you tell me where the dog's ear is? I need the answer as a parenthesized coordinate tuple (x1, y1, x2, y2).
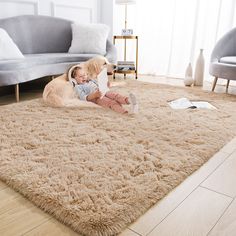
(87, 60, 100, 78)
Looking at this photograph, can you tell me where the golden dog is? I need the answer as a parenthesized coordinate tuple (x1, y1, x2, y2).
(42, 56, 115, 107)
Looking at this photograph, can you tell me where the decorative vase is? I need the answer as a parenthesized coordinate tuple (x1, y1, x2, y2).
(185, 62, 193, 78)
(194, 49, 205, 86)
(184, 63, 194, 86)
(184, 77, 194, 86)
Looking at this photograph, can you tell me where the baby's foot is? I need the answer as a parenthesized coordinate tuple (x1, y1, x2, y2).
(129, 93, 139, 114)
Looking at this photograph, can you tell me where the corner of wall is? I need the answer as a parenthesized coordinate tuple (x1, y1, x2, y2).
(99, 0, 114, 40)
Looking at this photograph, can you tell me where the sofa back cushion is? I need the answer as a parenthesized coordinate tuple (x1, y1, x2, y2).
(0, 15, 72, 54)
(69, 23, 109, 55)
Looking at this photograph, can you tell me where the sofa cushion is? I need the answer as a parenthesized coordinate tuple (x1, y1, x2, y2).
(220, 56, 236, 65)
(0, 28, 24, 60)
(0, 62, 81, 87)
(68, 23, 109, 55)
(0, 53, 99, 71)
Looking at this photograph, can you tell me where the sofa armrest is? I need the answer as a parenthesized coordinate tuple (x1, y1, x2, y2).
(211, 28, 236, 63)
(105, 40, 117, 64)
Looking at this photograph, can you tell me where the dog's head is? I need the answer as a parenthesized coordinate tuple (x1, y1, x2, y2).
(85, 56, 116, 79)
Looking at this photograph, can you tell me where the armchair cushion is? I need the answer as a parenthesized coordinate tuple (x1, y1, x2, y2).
(220, 56, 236, 65)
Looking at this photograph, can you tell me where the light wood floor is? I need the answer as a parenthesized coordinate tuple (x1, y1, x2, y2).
(0, 75, 236, 236)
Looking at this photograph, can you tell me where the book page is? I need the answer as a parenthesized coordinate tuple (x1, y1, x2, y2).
(168, 98, 193, 109)
(168, 98, 217, 110)
(191, 101, 217, 110)
(97, 68, 109, 97)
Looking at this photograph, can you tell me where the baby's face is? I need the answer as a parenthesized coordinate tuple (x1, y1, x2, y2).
(74, 69, 88, 84)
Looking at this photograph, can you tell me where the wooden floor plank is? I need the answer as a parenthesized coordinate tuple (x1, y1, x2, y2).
(220, 137, 236, 154)
(148, 187, 232, 236)
(209, 198, 236, 236)
(23, 218, 79, 236)
(0, 196, 51, 236)
(0, 188, 21, 215)
(119, 228, 141, 236)
(201, 151, 236, 197)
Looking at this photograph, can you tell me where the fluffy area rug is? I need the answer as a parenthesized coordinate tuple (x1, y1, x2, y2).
(0, 81, 236, 236)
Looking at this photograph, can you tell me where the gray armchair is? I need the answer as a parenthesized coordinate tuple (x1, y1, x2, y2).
(209, 28, 236, 93)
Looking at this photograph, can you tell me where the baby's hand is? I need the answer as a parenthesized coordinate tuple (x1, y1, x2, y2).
(107, 81, 111, 88)
(87, 89, 102, 101)
(93, 89, 102, 98)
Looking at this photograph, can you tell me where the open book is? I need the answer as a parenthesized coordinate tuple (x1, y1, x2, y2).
(97, 68, 109, 97)
(168, 98, 217, 110)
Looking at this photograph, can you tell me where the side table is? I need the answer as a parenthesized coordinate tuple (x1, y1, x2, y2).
(113, 35, 138, 79)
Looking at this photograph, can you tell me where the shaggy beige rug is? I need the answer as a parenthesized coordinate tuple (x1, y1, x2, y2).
(0, 81, 236, 236)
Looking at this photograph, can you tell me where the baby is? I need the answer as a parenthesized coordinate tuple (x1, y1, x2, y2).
(70, 66, 138, 114)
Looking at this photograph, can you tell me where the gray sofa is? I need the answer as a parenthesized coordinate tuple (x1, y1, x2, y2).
(0, 15, 117, 101)
(209, 27, 236, 93)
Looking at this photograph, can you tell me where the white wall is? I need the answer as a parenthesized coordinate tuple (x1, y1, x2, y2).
(0, 0, 116, 36)
(99, 0, 114, 39)
(0, 0, 100, 23)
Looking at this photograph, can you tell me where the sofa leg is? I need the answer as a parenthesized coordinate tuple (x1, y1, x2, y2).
(212, 77, 218, 92)
(15, 84, 20, 102)
(226, 80, 230, 93)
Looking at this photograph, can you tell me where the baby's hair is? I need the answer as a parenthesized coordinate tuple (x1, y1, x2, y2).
(67, 65, 83, 79)
(71, 66, 83, 78)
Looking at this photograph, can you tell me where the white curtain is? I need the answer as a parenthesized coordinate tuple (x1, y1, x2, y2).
(113, 0, 236, 80)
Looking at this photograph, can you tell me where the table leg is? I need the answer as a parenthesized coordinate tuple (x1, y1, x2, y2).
(15, 84, 19, 102)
